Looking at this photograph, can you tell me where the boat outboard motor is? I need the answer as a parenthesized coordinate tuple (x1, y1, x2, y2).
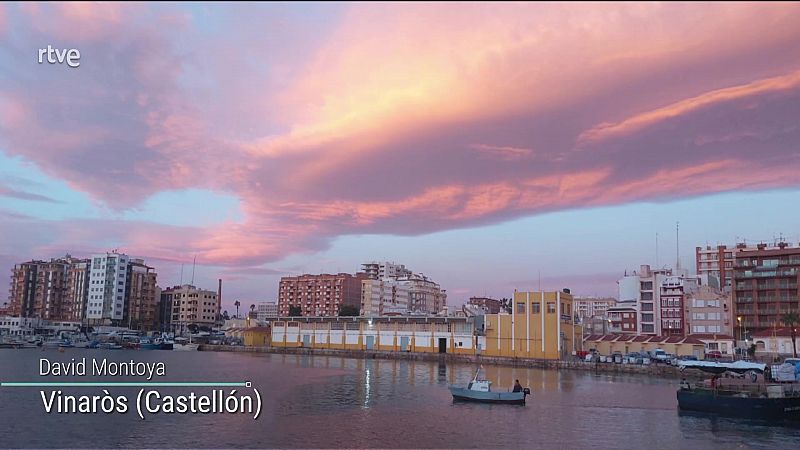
(522, 388, 531, 396)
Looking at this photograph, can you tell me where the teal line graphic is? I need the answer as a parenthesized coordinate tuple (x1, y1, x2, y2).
(1, 382, 249, 387)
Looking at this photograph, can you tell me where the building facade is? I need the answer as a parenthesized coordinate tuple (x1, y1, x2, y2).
(696, 245, 741, 291)
(86, 252, 130, 324)
(278, 273, 367, 317)
(7, 255, 89, 321)
(467, 297, 504, 314)
(361, 278, 410, 316)
(482, 290, 581, 360)
(256, 302, 279, 321)
(126, 260, 159, 330)
(607, 305, 638, 334)
(361, 262, 412, 280)
(685, 285, 731, 335)
(733, 242, 800, 332)
(574, 297, 617, 322)
(162, 284, 219, 331)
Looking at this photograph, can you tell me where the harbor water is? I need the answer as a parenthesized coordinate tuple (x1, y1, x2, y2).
(0, 349, 799, 449)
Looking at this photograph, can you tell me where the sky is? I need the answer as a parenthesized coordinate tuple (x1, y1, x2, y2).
(1, 2, 800, 311)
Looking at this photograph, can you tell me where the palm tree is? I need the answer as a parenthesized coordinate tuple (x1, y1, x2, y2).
(782, 312, 799, 358)
(234, 300, 241, 319)
(250, 304, 256, 319)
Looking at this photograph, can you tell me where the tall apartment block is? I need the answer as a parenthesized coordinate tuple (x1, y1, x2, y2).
(86, 252, 130, 324)
(733, 242, 800, 332)
(8, 255, 89, 321)
(278, 273, 367, 317)
(126, 260, 159, 330)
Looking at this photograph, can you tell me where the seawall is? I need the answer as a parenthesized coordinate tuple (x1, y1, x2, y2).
(200, 344, 694, 379)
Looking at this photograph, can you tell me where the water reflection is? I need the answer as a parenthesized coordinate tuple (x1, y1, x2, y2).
(1, 350, 799, 449)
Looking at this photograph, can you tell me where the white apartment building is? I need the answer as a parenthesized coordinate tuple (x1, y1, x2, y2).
(257, 302, 278, 321)
(574, 297, 617, 321)
(0, 316, 41, 336)
(361, 262, 412, 280)
(86, 252, 130, 324)
(361, 278, 410, 316)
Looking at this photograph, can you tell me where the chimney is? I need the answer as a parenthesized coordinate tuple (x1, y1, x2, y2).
(217, 278, 223, 321)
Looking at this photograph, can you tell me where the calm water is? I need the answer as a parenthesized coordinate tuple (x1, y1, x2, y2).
(0, 349, 799, 449)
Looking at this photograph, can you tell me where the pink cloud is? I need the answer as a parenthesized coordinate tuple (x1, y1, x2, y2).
(2, 2, 800, 276)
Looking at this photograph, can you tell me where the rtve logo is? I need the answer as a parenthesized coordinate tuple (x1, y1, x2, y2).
(38, 45, 81, 68)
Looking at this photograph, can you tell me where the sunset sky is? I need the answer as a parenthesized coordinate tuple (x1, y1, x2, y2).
(1, 3, 800, 309)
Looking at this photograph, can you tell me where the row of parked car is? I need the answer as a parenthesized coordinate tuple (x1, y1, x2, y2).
(584, 348, 718, 365)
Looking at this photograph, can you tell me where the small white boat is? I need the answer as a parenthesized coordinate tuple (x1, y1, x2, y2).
(173, 337, 199, 351)
(448, 368, 530, 404)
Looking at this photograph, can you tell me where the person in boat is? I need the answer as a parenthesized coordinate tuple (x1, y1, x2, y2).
(512, 380, 523, 393)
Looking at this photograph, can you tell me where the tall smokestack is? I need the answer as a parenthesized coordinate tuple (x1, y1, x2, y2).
(217, 278, 223, 325)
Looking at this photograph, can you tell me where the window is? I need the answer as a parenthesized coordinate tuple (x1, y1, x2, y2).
(642, 324, 654, 333)
(642, 313, 654, 322)
(517, 302, 525, 313)
(547, 302, 556, 314)
(532, 303, 540, 314)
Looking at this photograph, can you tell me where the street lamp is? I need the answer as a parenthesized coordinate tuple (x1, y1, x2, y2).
(737, 316, 742, 359)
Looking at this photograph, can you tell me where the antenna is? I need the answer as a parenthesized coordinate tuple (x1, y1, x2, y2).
(676, 221, 680, 270)
(191, 255, 197, 286)
(180, 264, 184, 285)
(538, 270, 541, 291)
(655, 232, 659, 268)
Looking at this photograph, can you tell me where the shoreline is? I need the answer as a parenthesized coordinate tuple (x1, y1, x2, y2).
(200, 344, 695, 379)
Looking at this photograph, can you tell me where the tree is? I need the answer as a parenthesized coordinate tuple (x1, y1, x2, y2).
(250, 304, 256, 318)
(234, 300, 241, 319)
(338, 305, 360, 317)
(500, 298, 512, 314)
(747, 343, 757, 358)
(288, 305, 302, 317)
(782, 312, 799, 358)
(222, 310, 230, 320)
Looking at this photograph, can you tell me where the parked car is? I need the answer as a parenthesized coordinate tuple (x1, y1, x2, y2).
(624, 352, 643, 364)
(650, 348, 670, 363)
(705, 350, 724, 360)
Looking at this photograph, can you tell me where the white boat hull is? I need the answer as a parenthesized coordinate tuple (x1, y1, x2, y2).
(173, 343, 200, 351)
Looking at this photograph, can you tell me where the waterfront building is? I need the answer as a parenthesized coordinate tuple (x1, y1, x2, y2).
(583, 334, 705, 358)
(733, 242, 800, 333)
(243, 326, 272, 346)
(686, 333, 736, 356)
(7, 255, 89, 321)
(617, 265, 673, 335)
(574, 297, 617, 322)
(126, 260, 159, 330)
(256, 302, 279, 322)
(467, 297, 504, 314)
(751, 327, 800, 357)
(86, 252, 130, 324)
(685, 285, 732, 336)
(0, 316, 41, 336)
(278, 273, 367, 317)
(271, 316, 475, 354)
(482, 290, 582, 360)
(65, 259, 90, 321)
(607, 305, 637, 334)
(404, 274, 447, 315)
(162, 284, 219, 332)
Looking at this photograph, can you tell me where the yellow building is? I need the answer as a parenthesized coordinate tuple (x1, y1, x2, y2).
(243, 326, 272, 347)
(483, 290, 582, 360)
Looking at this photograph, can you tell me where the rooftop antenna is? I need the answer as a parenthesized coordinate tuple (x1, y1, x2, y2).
(191, 255, 197, 286)
(538, 270, 541, 291)
(655, 232, 659, 268)
(180, 264, 184, 285)
(675, 221, 680, 270)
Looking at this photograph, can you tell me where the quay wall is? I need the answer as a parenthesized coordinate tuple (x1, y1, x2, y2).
(200, 344, 694, 379)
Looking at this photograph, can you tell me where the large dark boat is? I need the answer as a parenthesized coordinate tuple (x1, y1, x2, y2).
(677, 360, 800, 420)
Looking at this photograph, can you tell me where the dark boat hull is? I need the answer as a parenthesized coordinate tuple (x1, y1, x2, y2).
(677, 389, 800, 419)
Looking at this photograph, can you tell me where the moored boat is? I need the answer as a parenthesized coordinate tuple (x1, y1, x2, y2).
(677, 360, 800, 420)
(138, 338, 160, 350)
(448, 368, 530, 404)
(173, 337, 199, 351)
